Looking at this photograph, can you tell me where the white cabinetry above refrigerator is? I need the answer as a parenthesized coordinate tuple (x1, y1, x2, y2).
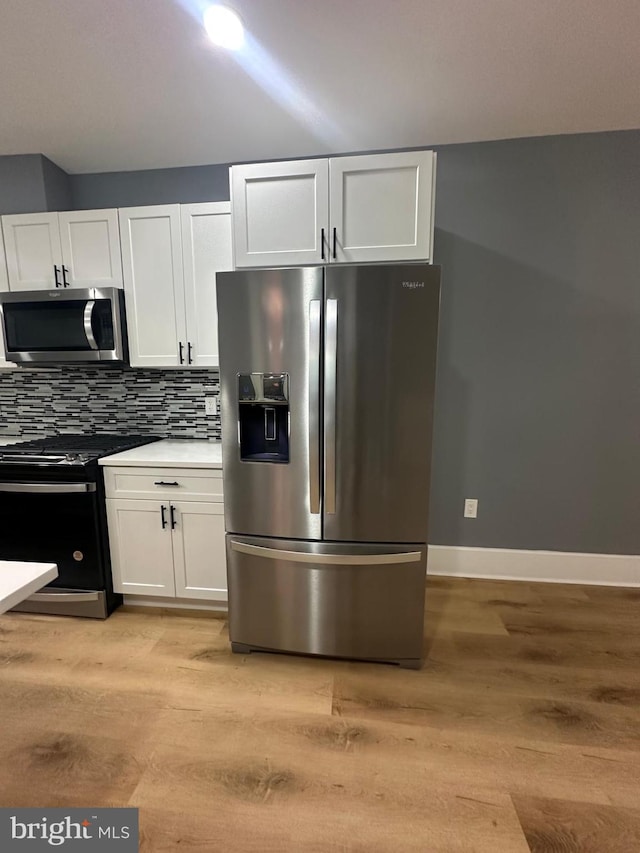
(230, 150, 436, 268)
(119, 202, 231, 368)
(1, 209, 123, 291)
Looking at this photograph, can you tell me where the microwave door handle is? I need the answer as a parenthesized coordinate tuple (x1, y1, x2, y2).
(83, 300, 99, 350)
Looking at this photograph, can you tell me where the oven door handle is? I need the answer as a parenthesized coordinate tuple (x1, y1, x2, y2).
(0, 482, 96, 493)
(84, 300, 99, 350)
(28, 591, 101, 603)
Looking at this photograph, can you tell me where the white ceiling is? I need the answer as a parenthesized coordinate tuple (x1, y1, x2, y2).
(0, 0, 639, 174)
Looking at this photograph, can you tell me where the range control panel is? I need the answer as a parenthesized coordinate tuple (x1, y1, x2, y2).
(238, 373, 289, 403)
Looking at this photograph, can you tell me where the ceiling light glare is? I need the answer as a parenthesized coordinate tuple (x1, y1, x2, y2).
(204, 5, 245, 50)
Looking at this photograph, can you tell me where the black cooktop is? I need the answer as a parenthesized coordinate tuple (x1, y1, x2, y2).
(0, 434, 160, 464)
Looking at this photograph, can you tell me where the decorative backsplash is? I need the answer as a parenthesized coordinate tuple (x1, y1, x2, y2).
(0, 365, 220, 439)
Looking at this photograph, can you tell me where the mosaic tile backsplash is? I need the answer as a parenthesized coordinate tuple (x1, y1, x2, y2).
(0, 365, 220, 439)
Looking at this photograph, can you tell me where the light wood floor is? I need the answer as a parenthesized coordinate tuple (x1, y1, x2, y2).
(1, 576, 640, 851)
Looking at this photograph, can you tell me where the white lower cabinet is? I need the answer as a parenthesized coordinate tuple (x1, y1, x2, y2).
(106, 499, 176, 596)
(105, 466, 227, 602)
(172, 502, 226, 599)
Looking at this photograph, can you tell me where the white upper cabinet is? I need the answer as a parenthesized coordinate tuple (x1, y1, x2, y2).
(0, 232, 15, 370)
(58, 209, 123, 288)
(0, 230, 9, 294)
(1, 213, 63, 290)
(1, 209, 122, 291)
(329, 151, 436, 263)
(230, 151, 436, 268)
(231, 159, 329, 267)
(181, 202, 232, 368)
(120, 202, 231, 369)
(119, 205, 186, 368)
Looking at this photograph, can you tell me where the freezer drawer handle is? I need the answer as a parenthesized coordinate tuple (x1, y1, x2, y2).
(230, 540, 422, 565)
(28, 591, 100, 603)
(308, 299, 321, 514)
(0, 482, 96, 494)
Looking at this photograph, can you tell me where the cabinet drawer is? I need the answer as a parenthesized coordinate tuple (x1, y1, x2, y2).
(104, 466, 223, 501)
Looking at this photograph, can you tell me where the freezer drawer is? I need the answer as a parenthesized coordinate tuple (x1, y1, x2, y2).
(226, 535, 427, 666)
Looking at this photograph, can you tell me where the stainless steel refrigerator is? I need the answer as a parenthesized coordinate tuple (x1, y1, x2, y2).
(217, 264, 440, 668)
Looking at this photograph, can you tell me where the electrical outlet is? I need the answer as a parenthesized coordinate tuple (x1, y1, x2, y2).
(464, 498, 478, 518)
(204, 396, 218, 416)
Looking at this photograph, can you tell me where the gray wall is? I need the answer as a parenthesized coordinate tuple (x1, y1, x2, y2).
(0, 154, 48, 214)
(41, 156, 72, 211)
(70, 163, 230, 209)
(0, 154, 71, 214)
(429, 131, 640, 555)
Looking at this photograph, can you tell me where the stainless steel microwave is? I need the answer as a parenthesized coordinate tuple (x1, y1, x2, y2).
(0, 288, 128, 365)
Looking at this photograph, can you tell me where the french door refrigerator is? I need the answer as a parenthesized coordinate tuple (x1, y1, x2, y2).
(217, 264, 440, 668)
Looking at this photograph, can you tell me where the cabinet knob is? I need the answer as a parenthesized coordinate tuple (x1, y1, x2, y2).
(187, 342, 193, 364)
(54, 266, 61, 288)
(160, 505, 168, 529)
(62, 266, 70, 287)
(178, 341, 185, 364)
(332, 227, 337, 260)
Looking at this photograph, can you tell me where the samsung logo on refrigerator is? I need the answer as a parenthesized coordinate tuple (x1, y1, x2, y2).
(401, 281, 425, 289)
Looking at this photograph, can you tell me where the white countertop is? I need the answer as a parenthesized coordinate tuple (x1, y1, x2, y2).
(0, 561, 58, 616)
(99, 439, 223, 469)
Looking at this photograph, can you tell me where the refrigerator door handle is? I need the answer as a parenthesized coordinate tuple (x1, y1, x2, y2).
(324, 298, 338, 514)
(309, 299, 321, 514)
(230, 540, 422, 565)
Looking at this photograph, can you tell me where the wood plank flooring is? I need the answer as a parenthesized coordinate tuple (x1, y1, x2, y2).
(1, 576, 639, 851)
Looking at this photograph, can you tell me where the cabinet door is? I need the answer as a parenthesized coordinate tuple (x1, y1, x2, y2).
(58, 209, 123, 288)
(231, 159, 329, 267)
(181, 203, 232, 368)
(329, 151, 436, 263)
(106, 499, 176, 596)
(0, 233, 15, 370)
(171, 501, 227, 601)
(1, 213, 63, 290)
(119, 205, 187, 367)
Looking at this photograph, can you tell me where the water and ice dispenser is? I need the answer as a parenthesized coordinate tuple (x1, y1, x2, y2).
(237, 373, 290, 463)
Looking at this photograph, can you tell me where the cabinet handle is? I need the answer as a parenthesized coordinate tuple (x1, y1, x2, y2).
(321, 227, 325, 261)
(170, 505, 177, 529)
(62, 266, 69, 287)
(54, 266, 61, 287)
(154, 481, 180, 486)
(160, 504, 167, 529)
(332, 227, 337, 260)
(187, 342, 193, 364)
(178, 341, 184, 364)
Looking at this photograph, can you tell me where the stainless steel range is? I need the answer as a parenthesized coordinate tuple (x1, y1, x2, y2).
(0, 434, 159, 617)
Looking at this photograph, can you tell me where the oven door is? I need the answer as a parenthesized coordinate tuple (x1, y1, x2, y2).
(0, 287, 126, 364)
(0, 480, 107, 616)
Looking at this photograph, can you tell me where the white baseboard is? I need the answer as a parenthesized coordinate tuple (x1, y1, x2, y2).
(427, 545, 640, 587)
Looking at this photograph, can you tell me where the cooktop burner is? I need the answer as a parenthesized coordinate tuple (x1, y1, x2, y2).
(0, 434, 160, 465)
